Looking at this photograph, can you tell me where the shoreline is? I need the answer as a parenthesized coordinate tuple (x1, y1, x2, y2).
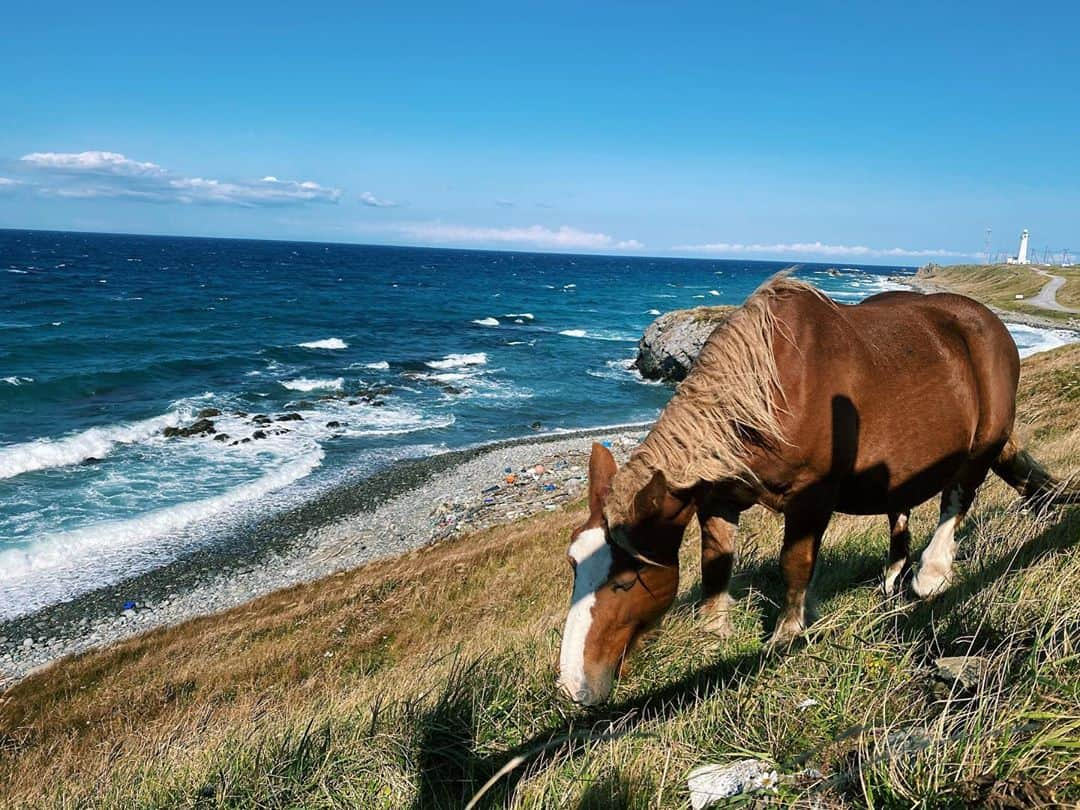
(0, 423, 649, 688)
(891, 274, 1080, 334)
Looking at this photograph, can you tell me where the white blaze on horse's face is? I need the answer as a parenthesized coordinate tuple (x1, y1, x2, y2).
(557, 527, 613, 705)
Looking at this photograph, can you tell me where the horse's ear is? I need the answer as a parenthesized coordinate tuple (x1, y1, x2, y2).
(588, 443, 617, 517)
(633, 469, 668, 521)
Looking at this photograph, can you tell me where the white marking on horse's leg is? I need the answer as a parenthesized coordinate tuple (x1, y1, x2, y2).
(558, 527, 612, 703)
(913, 490, 964, 599)
(883, 558, 907, 595)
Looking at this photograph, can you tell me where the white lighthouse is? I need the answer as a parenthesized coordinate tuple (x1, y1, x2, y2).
(1007, 229, 1031, 265)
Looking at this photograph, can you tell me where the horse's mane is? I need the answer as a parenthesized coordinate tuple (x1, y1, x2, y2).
(605, 273, 833, 525)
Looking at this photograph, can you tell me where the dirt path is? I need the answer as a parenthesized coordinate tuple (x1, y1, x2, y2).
(1030, 269, 1079, 313)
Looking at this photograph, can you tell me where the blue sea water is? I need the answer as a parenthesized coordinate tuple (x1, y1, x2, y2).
(0, 230, 1072, 618)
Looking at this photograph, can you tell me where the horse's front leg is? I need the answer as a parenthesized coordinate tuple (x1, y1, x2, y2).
(769, 500, 832, 649)
(698, 509, 738, 637)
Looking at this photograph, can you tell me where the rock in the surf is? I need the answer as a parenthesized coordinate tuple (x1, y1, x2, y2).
(636, 305, 735, 382)
(164, 418, 216, 438)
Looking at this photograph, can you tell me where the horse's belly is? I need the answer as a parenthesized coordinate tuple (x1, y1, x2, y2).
(833, 448, 970, 515)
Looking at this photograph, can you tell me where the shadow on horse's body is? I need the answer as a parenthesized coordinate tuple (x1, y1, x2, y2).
(556, 275, 1078, 706)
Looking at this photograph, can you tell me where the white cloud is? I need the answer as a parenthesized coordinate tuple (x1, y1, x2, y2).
(18, 150, 341, 206)
(359, 190, 398, 208)
(671, 240, 972, 259)
(395, 223, 644, 251)
(21, 150, 165, 177)
(0, 177, 18, 192)
(170, 176, 341, 205)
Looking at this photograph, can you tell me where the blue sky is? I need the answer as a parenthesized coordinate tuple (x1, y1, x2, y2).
(2, 1, 1078, 262)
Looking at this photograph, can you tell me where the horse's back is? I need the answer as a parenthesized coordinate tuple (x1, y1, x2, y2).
(768, 287, 1019, 514)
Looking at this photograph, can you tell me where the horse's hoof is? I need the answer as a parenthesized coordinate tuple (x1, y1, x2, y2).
(764, 620, 804, 654)
(881, 562, 910, 598)
(702, 612, 734, 638)
(699, 595, 735, 638)
(911, 565, 951, 600)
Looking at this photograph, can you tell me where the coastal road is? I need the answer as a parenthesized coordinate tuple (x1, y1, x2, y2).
(1030, 269, 1079, 313)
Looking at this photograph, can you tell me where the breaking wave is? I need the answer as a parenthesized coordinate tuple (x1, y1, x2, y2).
(281, 377, 344, 392)
(298, 337, 348, 350)
(0, 411, 184, 480)
(426, 352, 488, 369)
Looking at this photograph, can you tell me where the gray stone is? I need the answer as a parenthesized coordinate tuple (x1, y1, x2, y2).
(934, 655, 988, 691)
(687, 759, 778, 808)
(636, 306, 735, 382)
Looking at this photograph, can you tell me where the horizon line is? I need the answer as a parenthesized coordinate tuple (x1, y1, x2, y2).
(0, 225, 930, 270)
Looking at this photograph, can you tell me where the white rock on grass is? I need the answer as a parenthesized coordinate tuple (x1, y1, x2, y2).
(687, 759, 778, 808)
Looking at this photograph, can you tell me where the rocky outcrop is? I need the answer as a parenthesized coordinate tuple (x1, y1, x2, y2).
(163, 418, 216, 438)
(635, 306, 734, 382)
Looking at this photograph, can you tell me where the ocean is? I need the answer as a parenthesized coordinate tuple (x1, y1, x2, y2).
(1, 229, 1073, 620)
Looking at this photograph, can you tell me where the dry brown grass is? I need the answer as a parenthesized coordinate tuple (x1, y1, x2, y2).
(1, 344, 1078, 808)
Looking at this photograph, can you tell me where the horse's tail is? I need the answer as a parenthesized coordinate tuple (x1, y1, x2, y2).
(992, 433, 1080, 505)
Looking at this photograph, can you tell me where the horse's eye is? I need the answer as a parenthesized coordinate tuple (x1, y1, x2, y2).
(611, 571, 637, 592)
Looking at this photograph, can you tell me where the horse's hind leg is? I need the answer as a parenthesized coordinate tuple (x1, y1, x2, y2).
(912, 469, 987, 599)
(882, 511, 911, 596)
(698, 510, 738, 637)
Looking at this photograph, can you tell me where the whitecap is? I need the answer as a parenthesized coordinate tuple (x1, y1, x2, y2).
(426, 352, 487, 369)
(0, 411, 183, 480)
(505, 312, 534, 320)
(587, 357, 665, 386)
(646, 309, 661, 315)
(364, 360, 390, 370)
(472, 317, 500, 327)
(2, 376, 33, 386)
(5, 268, 28, 274)
(298, 337, 348, 350)
(559, 329, 637, 342)
(281, 377, 344, 392)
(709, 290, 721, 296)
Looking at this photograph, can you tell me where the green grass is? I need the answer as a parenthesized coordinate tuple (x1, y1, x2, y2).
(2, 346, 1079, 808)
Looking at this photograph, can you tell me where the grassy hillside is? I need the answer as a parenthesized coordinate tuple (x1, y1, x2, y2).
(917, 264, 1080, 320)
(2, 345, 1079, 808)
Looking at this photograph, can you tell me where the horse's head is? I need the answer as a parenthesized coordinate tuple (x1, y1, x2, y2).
(556, 443, 692, 705)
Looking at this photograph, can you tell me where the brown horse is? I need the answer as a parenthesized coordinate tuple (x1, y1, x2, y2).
(557, 275, 1077, 705)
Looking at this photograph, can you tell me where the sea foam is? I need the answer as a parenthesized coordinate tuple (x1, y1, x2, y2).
(472, 317, 500, 327)
(298, 337, 348, 350)
(426, 352, 488, 369)
(281, 377, 344, 392)
(0, 411, 183, 480)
